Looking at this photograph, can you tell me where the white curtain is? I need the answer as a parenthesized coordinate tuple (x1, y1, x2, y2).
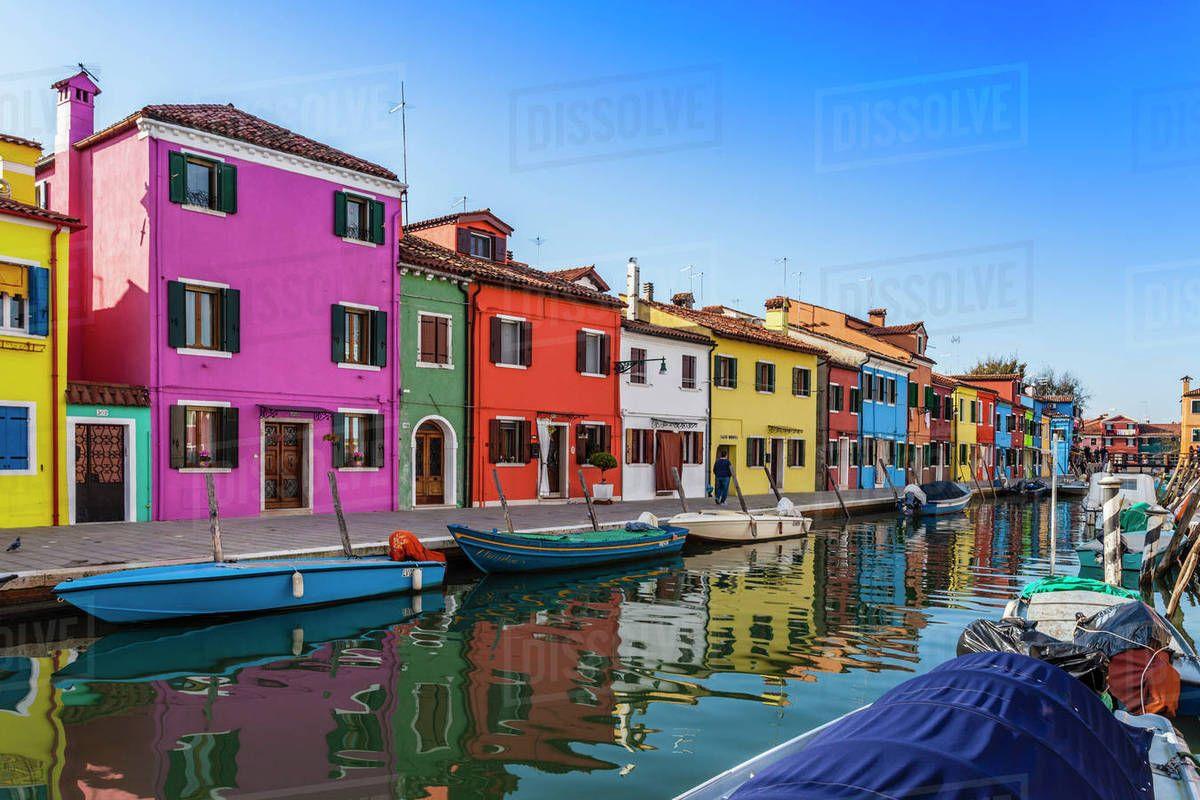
(536, 418, 551, 496)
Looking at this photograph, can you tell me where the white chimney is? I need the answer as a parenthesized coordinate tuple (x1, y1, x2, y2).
(625, 257, 639, 321)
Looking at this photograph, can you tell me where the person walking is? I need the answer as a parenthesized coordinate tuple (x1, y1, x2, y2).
(713, 449, 733, 505)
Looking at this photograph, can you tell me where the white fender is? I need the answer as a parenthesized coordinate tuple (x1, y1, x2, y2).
(292, 570, 304, 598)
(413, 593, 423, 615)
(412, 566, 423, 592)
(291, 627, 304, 656)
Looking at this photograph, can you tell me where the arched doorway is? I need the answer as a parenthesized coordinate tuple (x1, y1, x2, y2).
(412, 417, 457, 506)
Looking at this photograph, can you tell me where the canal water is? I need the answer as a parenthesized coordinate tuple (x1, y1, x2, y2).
(0, 498, 1185, 799)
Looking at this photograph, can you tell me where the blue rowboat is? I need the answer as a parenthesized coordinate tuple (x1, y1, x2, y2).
(898, 482, 973, 517)
(448, 524, 687, 573)
(53, 557, 446, 624)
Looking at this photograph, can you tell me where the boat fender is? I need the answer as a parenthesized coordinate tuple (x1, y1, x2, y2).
(413, 567, 423, 592)
(291, 627, 304, 656)
(413, 593, 423, 615)
(292, 570, 304, 598)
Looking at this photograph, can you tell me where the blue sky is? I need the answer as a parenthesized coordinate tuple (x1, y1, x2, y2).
(4, 1, 1198, 419)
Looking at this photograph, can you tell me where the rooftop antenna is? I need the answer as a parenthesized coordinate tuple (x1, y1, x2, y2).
(387, 81, 410, 220)
(680, 264, 704, 302)
(531, 235, 546, 267)
(950, 335, 962, 373)
(775, 256, 789, 293)
(451, 195, 468, 213)
(77, 62, 101, 83)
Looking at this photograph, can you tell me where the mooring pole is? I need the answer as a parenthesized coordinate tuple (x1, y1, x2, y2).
(671, 466, 689, 513)
(1142, 504, 1169, 593)
(732, 472, 757, 537)
(492, 467, 515, 534)
(827, 466, 851, 521)
(205, 473, 224, 563)
(762, 463, 783, 502)
(327, 471, 354, 558)
(1049, 446, 1058, 576)
(1100, 471, 1123, 586)
(577, 468, 601, 532)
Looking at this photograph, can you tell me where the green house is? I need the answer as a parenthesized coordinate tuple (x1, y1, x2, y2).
(66, 381, 152, 522)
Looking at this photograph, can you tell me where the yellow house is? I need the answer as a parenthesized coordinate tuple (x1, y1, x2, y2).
(952, 384, 978, 482)
(646, 298, 822, 496)
(0, 654, 68, 797)
(1183, 376, 1200, 460)
(0, 133, 79, 527)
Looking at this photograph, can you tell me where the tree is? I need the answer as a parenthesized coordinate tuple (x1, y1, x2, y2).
(966, 354, 1027, 377)
(588, 451, 619, 483)
(1027, 366, 1091, 413)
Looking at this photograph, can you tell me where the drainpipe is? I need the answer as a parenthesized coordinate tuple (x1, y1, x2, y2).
(391, 205, 403, 511)
(49, 223, 64, 525)
(706, 338, 717, 493)
(466, 281, 482, 506)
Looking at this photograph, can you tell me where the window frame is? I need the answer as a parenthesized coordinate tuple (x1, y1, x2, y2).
(755, 361, 776, 394)
(713, 354, 737, 389)
(626, 428, 655, 464)
(0, 402, 35, 475)
(417, 311, 453, 368)
(343, 306, 372, 365)
(0, 290, 28, 334)
(681, 430, 704, 464)
(183, 283, 222, 351)
(746, 436, 766, 467)
(468, 231, 493, 260)
(792, 366, 812, 398)
(886, 377, 897, 405)
(183, 153, 220, 211)
(580, 330, 607, 377)
(343, 194, 372, 242)
(681, 354, 697, 389)
(628, 346, 648, 385)
(494, 316, 529, 368)
(496, 419, 527, 465)
(184, 406, 220, 469)
(849, 386, 861, 415)
(787, 438, 806, 468)
(577, 422, 608, 462)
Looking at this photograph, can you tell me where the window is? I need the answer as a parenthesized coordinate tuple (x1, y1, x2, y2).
(755, 362, 776, 393)
(850, 386, 861, 413)
(681, 354, 697, 389)
(345, 307, 370, 365)
(577, 330, 610, 376)
(170, 405, 238, 469)
(863, 436, 875, 465)
(418, 313, 451, 366)
(829, 384, 843, 412)
(629, 347, 647, 384)
(863, 374, 874, 401)
(792, 367, 811, 397)
(0, 289, 26, 333)
(35, 181, 49, 210)
(185, 157, 217, 208)
(0, 404, 32, 472)
(168, 151, 237, 213)
(959, 443, 968, 465)
(787, 439, 805, 468)
(746, 437, 765, 467)
(850, 439, 861, 467)
(334, 412, 381, 468)
(944, 396, 954, 420)
(490, 419, 530, 464)
(577, 423, 610, 462)
(887, 377, 897, 404)
(929, 442, 940, 466)
(827, 439, 840, 466)
(908, 382, 919, 408)
(491, 317, 531, 367)
(714, 355, 738, 388)
(1193, 400, 1200, 414)
(876, 375, 886, 401)
(1193, 429, 1200, 443)
(0, 263, 48, 336)
(469, 232, 492, 259)
(626, 428, 654, 464)
(681, 431, 704, 464)
(184, 284, 221, 350)
(167, 281, 240, 354)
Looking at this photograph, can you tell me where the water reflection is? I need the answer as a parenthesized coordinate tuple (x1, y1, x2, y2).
(0, 499, 1105, 799)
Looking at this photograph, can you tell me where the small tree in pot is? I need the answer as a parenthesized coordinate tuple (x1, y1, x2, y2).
(588, 451, 618, 503)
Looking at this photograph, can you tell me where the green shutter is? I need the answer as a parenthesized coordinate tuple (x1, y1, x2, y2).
(924, 386, 937, 411)
(169, 151, 186, 204)
(167, 281, 186, 348)
(28, 266, 49, 336)
(908, 382, 918, 408)
(333, 192, 348, 237)
(169, 405, 186, 468)
(370, 309, 388, 367)
(330, 304, 346, 363)
(729, 358, 737, 389)
(331, 413, 345, 468)
(370, 199, 385, 244)
(220, 407, 239, 468)
(370, 413, 385, 467)
(221, 288, 240, 353)
(218, 162, 237, 213)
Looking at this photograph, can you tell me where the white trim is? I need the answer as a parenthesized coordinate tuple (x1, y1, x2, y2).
(338, 300, 380, 311)
(416, 311, 454, 369)
(540, 421, 571, 500)
(341, 236, 377, 248)
(580, 419, 605, 426)
(176, 398, 231, 408)
(342, 187, 376, 200)
(337, 407, 381, 415)
(496, 415, 526, 421)
(181, 148, 225, 163)
(581, 372, 606, 379)
(410, 414, 459, 507)
(0, 401, 37, 476)
(138, 118, 406, 197)
(177, 347, 233, 359)
(581, 327, 605, 335)
(337, 362, 382, 372)
(67, 416, 137, 524)
(0, 253, 41, 268)
(494, 362, 527, 370)
(495, 313, 527, 322)
(2, 161, 34, 176)
(178, 276, 230, 289)
(180, 467, 232, 474)
(181, 204, 227, 218)
(338, 466, 381, 472)
(260, 417, 314, 514)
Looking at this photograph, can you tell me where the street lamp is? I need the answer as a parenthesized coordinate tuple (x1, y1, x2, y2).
(615, 356, 669, 375)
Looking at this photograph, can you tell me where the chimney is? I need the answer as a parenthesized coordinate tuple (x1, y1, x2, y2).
(867, 307, 887, 326)
(1184, 375, 1193, 396)
(672, 292, 695, 309)
(625, 257, 639, 321)
(641, 281, 654, 302)
(52, 71, 100, 153)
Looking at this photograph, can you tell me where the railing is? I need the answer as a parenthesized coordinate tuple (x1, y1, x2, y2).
(185, 190, 212, 208)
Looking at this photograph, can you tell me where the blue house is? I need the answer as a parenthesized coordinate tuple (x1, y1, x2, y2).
(995, 400, 1013, 483)
(1041, 396, 1075, 475)
(858, 356, 910, 489)
(1021, 394, 1045, 475)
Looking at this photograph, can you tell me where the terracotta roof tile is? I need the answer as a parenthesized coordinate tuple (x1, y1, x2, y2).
(932, 372, 961, 387)
(621, 316, 713, 345)
(0, 196, 82, 227)
(549, 265, 610, 292)
(1184, 388, 1200, 398)
(66, 381, 150, 407)
(404, 208, 513, 233)
(764, 296, 790, 309)
(952, 372, 1024, 381)
(0, 133, 41, 150)
(865, 321, 925, 335)
(1036, 394, 1074, 403)
(78, 104, 398, 181)
(646, 301, 825, 355)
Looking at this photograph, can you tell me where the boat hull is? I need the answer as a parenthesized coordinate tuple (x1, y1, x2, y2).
(448, 524, 687, 573)
(1075, 530, 1173, 574)
(667, 511, 813, 542)
(54, 557, 446, 624)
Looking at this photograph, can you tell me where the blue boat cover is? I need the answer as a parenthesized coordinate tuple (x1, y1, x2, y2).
(732, 653, 1153, 800)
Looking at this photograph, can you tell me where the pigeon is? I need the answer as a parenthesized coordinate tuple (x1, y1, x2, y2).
(5, 538, 19, 552)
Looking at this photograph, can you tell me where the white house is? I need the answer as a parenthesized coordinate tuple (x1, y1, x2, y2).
(619, 259, 713, 502)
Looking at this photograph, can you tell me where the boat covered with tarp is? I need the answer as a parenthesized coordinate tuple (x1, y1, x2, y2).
(898, 480, 972, 516)
(676, 652, 1200, 799)
(1076, 501, 1174, 573)
(448, 519, 687, 573)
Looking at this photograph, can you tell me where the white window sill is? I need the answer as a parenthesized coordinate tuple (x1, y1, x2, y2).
(182, 204, 227, 218)
(416, 361, 454, 370)
(341, 236, 377, 248)
(680, 386, 700, 392)
(756, 390, 775, 395)
(177, 347, 232, 359)
(337, 362, 382, 372)
(338, 466, 381, 472)
(715, 385, 735, 391)
(0, 329, 43, 340)
(626, 380, 650, 388)
(581, 372, 607, 379)
(180, 467, 233, 474)
(0, 467, 37, 476)
(494, 462, 528, 467)
(495, 362, 528, 370)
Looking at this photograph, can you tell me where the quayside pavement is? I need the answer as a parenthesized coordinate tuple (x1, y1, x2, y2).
(0, 488, 895, 595)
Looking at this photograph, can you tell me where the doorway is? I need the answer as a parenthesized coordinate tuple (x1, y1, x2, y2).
(769, 437, 785, 491)
(72, 422, 129, 523)
(264, 421, 306, 510)
(543, 424, 567, 498)
(414, 421, 445, 505)
(838, 436, 850, 489)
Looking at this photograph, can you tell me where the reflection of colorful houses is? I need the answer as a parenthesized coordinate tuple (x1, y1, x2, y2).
(0, 655, 68, 798)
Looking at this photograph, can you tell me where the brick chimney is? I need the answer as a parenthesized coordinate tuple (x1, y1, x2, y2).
(672, 291, 695, 309)
(1184, 375, 1193, 396)
(868, 307, 887, 326)
(641, 281, 654, 302)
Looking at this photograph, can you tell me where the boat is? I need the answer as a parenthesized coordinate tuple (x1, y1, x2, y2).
(676, 651, 1200, 800)
(53, 556, 446, 624)
(447, 519, 687, 573)
(1020, 478, 1049, 497)
(1056, 476, 1089, 496)
(1084, 471, 1160, 514)
(898, 481, 973, 517)
(668, 499, 813, 543)
(1076, 529, 1173, 574)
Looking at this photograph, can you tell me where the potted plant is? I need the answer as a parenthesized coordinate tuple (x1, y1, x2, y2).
(588, 451, 618, 503)
(349, 450, 365, 467)
(196, 448, 213, 468)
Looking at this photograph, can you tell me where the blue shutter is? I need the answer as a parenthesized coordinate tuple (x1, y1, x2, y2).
(29, 267, 49, 336)
(0, 406, 30, 471)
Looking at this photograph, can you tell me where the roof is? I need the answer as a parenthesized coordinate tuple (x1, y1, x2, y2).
(647, 301, 825, 355)
(549, 265, 610, 292)
(0, 196, 82, 228)
(1036, 394, 1075, 404)
(66, 381, 150, 407)
(1185, 388, 1200, 398)
(404, 208, 514, 234)
(932, 372, 961, 388)
(621, 316, 713, 345)
(865, 321, 926, 335)
(77, 104, 398, 181)
(0, 133, 41, 150)
(951, 373, 1024, 381)
(397, 235, 622, 308)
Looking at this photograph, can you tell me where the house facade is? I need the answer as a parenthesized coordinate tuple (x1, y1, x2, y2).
(929, 374, 956, 482)
(0, 132, 79, 527)
(994, 400, 1014, 483)
(41, 72, 404, 520)
(862, 311, 936, 483)
(952, 383, 978, 482)
(858, 356, 910, 489)
(974, 386, 998, 482)
(1183, 376, 1200, 460)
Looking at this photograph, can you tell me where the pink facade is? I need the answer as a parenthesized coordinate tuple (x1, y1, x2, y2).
(44, 73, 404, 519)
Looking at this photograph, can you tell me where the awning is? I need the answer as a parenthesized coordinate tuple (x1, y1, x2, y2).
(257, 405, 334, 421)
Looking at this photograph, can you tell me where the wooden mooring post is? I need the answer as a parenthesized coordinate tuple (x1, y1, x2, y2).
(826, 466, 851, 520)
(492, 467, 515, 535)
(326, 471, 354, 558)
(205, 473, 224, 563)
(732, 472, 758, 537)
(877, 459, 899, 503)
(762, 463, 783, 502)
(576, 468, 601, 532)
(671, 467, 689, 514)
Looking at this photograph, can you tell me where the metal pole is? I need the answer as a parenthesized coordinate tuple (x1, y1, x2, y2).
(327, 471, 354, 558)
(492, 467, 515, 534)
(577, 467, 601, 532)
(205, 473, 224, 563)
(1048, 446, 1058, 576)
(1100, 471, 1123, 586)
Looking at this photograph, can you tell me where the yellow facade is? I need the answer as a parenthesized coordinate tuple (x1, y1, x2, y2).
(0, 137, 72, 527)
(648, 305, 820, 496)
(952, 385, 978, 481)
(0, 654, 68, 797)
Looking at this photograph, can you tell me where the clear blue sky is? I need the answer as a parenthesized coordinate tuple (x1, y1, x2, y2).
(5, 1, 1197, 419)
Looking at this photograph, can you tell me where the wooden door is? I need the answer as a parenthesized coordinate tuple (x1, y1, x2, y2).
(264, 422, 305, 510)
(415, 422, 445, 505)
(75, 424, 126, 523)
(546, 427, 563, 496)
(770, 438, 785, 490)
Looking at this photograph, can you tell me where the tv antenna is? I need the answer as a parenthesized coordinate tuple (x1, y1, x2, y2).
(680, 264, 704, 302)
(531, 235, 546, 266)
(450, 195, 468, 213)
(77, 62, 101, 83)
(387, 81, 410, 219)
(775, 256, 789, 292)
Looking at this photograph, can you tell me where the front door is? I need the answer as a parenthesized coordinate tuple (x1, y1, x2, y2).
(838, 437, 850, 489)
(545, 426, 563, 496)
(769, 438, 785, 491)
(415, 422, 445, 505)
(264, 422, 305, 510)
(74, 423, 126, 523)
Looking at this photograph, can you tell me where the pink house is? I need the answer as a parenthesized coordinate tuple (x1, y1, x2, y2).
(40, 72, 405, 520)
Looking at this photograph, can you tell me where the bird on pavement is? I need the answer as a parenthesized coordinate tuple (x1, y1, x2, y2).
(5, 538, 20, 552)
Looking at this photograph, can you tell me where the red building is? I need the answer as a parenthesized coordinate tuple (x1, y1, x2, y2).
(825, 358, 861, 490)
(929, 374, 957, 481)
(408, 211, 624, 506)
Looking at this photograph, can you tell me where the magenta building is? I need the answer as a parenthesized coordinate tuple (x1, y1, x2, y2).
(40, 72, 404, 520)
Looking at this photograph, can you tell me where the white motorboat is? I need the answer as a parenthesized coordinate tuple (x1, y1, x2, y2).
(1083, 471, 1159, 513)
(669, 498, 813, 543)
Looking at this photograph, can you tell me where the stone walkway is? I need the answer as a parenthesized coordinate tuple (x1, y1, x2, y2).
(0, 489, 896, 592)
